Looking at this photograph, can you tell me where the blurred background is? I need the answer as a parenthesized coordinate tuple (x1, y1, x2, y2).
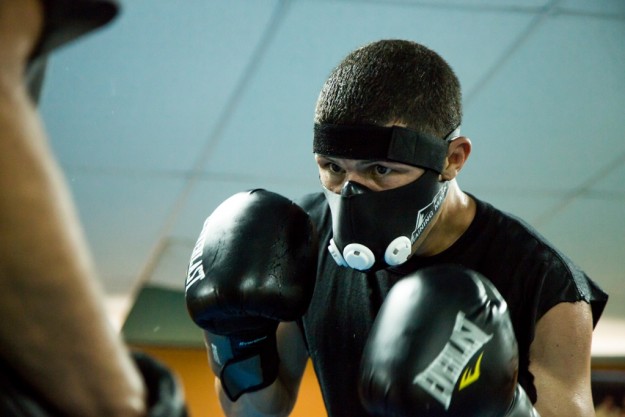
(38, 0, 624, 415)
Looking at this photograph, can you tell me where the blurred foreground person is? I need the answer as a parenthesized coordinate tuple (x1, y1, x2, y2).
(0, 1, 186, 415)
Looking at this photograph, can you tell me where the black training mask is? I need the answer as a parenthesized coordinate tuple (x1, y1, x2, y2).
(314, 124, 457, 272)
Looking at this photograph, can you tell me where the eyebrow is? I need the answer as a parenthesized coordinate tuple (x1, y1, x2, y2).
(318, 155, 382, 165)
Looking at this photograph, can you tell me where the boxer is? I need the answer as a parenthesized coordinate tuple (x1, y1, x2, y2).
(185, 36, 606, 417)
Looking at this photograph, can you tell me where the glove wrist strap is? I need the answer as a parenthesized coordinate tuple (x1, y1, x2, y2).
(206, 331, 279, 402)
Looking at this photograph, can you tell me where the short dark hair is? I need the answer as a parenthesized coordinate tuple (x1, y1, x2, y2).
(314, 39, 462, 138)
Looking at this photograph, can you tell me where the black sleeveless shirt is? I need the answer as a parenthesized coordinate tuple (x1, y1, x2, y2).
(297, 192, 608, 417)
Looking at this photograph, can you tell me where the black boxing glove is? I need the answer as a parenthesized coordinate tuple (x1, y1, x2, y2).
(0, 358, 60, 417)
(185, 189, 317, 402)
(505, 385, 540, 417)
(131, 351, 188, 417)
(0, 352, 188, 417)
(359, 264, 540, 417)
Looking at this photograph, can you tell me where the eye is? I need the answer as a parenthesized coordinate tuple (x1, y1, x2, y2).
(374, 165, 392, 175)
(328, 162, 343, 174)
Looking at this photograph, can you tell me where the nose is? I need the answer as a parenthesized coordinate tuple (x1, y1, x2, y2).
(344, 170, 366, 184)
(340, 181, 371, 197)
(335, 169, 375, 195)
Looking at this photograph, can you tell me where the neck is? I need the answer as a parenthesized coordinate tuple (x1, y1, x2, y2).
(413, 180, 475, 257)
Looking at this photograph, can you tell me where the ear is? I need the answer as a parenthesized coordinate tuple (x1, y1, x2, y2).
(441, 137, 471, 181)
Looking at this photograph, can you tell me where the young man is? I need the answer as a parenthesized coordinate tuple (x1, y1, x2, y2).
(191, 40, 607, 417)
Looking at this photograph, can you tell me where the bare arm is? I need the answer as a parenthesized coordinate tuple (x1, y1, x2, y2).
(215, 322, 310, 417)
(529, 301, 596, 417)
(0, 1, 146, 415)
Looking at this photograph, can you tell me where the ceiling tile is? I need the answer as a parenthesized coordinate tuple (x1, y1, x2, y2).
(559, 0, 625, 16)
(40, 0, 280, 172)
(320, 0, 551, 8)
(147, 238, 195, 290)
(463, 13, 625, 191)
(171, 177, 321, 239)
(63, 171, 188, 293)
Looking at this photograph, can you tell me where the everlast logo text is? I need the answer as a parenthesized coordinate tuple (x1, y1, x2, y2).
(185, 219, 210, 291)
(413, 311, 493, 409)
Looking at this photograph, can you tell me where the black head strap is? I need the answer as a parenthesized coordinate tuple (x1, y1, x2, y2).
(313, 124, 454, 173)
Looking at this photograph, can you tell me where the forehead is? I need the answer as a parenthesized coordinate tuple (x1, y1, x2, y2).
(313, 124, 448, 173)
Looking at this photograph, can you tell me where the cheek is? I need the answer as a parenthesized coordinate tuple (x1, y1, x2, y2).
(319, 172, 345, 193)
(380, 171, 422, 190)
(318, 169, 335, 187)
(381, 176, 410, 190)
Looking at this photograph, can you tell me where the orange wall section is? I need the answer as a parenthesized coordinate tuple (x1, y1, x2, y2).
(136, 346, 327, 417)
